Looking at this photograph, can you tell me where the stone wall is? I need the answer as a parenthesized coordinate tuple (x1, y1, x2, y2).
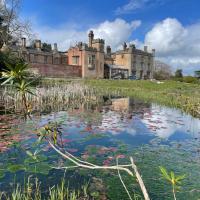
(30, 63, 82, 78)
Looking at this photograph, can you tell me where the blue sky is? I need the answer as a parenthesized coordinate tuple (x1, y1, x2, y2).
(20, 0, 200, 74)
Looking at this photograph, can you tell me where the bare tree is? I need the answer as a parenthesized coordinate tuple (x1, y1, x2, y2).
(0, 0, 33, 48)
(154, 60, 173, 80)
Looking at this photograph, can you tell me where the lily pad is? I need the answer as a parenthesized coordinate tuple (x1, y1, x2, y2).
(24, 155, 47, 164)
(0, 170, 5, 179)
(7, 164, 25, 173)
(25, 162, 51, 175)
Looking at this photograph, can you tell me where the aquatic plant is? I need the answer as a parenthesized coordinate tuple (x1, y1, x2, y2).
(159, 166, 186, 200)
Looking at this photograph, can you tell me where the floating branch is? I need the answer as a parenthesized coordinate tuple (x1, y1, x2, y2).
(49, 141, 151, 200)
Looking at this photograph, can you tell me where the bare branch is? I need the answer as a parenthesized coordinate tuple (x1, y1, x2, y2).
(130, 157, 150, 200)
(117, 158, 133, 200)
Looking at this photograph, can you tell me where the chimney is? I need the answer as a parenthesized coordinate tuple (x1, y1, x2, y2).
(54, 43, 58, 51)
(152, 49, 155, 56)
(106, 45, 111, 57)
(123, 42, 127, 51)
(35, 40, 41, 51)
(88, 30, 94, 47)
(21, 37, 26, 48)
(144, 46, 148, 52)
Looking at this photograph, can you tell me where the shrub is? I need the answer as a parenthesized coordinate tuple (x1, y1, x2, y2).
(182, 76, 199, 84)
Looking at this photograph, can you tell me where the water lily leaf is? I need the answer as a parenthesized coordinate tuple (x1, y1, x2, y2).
(0, 170, 5, 179)
(24, 155, 47, 164)
(26, 162, 51, 175)
(7, 164, 25, 173)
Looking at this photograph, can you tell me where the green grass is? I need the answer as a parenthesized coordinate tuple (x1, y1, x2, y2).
(84, 79, 200, 118)
(0, 177, 90, 200)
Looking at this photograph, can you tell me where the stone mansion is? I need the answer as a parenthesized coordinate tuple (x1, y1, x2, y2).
(6, 31, 155, 79)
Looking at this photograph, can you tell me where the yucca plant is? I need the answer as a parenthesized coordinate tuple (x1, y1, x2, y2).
(1, 61, 29, 85)
(14, 79, 35, 112)
(159, 166, 186, 200)
(1, 60, 35, 116)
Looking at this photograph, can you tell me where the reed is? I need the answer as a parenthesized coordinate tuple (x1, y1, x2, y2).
(0, 82, 121, 114)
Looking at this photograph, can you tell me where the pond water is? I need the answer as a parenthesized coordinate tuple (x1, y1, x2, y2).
(0, 97, 200, 199)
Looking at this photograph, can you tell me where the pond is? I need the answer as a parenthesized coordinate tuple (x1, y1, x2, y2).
(0, 96, 200, 200)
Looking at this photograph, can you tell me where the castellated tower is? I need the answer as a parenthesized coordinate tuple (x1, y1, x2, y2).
(88, 30, 104, 52)
(92, 38, 105, 52)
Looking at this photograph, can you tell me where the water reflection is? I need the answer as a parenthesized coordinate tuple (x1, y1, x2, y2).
(0, 97, 200, 153)
(90, 97, 200, 143)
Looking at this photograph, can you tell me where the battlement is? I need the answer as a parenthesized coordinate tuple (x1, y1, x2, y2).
(92, 38, 105, 44)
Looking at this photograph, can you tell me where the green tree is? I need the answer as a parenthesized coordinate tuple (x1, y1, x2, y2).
(42, 42, 52, 52)
(175, 69, 183, 78)
(194, 70, 200, 79)
(0, 50, 24, 72)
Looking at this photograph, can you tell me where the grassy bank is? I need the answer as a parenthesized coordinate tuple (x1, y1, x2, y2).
(85, 79, 200, 118)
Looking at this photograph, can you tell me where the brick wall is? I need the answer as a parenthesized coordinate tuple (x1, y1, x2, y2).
(30, 63, 82, 78)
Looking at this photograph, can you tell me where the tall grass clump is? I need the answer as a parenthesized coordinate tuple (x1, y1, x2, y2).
(0, 176, 90, 200)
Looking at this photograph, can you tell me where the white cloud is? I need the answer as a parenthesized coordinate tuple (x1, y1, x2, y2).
(90, 18, 141, 50)
(33, 18, 141, 51)
(115, 0, 166, 15)
(115, 0, 146, 14)
(144, 18, 200, 74)
(33, 24, 87, 51)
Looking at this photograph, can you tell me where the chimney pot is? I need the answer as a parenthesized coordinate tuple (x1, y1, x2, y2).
(88, 30, 94, 47)
(106, 45, 111, 56)
(54, 43, 58, 51)
(21, 37, 26, 48)
(152, 49, 155, 56)
(35, 40, 41, 50)
(123, 42, 127, 51)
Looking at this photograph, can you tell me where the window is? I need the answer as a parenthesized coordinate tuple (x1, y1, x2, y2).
(132, 70, 136, 76)
(88, 55, 95, 69)
(72, 56, 79, 65)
